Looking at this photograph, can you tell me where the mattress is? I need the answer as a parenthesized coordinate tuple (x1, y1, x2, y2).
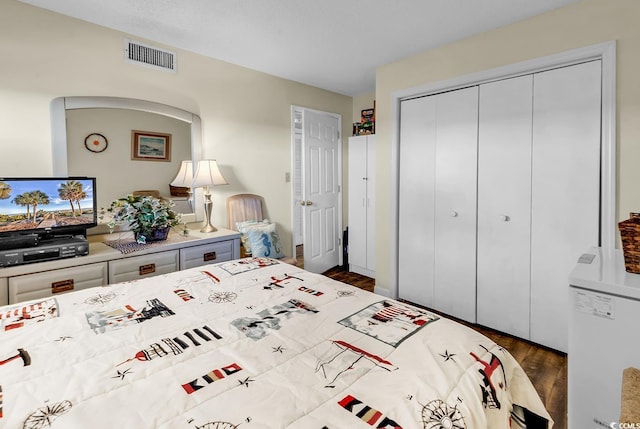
(0, 257, 552, 428)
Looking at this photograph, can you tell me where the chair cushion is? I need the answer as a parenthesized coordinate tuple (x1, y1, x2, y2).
(246, 223, 285, 259)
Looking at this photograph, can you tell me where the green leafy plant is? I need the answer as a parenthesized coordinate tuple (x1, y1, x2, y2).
(108, 195, 180, 243)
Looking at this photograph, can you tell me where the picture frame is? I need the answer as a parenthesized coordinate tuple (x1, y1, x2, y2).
(131, 130, 171, 162)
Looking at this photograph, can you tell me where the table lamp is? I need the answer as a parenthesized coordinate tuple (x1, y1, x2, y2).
(170, 160, 194, 211)
(191, 159, 228, 232)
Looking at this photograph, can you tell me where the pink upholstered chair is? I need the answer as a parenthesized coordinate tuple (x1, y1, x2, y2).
(226, 194, 296, 265)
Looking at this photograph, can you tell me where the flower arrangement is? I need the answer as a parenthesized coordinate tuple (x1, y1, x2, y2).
(107, 195, 181, 243)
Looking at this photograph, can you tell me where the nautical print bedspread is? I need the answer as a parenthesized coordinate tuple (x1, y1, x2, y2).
(0, 258, 552, 429)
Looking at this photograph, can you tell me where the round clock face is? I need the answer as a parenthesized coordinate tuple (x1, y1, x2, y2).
(84, 133, 108, 153)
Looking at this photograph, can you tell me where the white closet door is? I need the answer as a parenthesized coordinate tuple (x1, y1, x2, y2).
(398, 96, 437, 307)
(530, 60, 601, 352)
(348, 136, 368, 270)
(432, 86, 479, 323)
(365, 136, 376, 271)
(477, 75, 533, 339)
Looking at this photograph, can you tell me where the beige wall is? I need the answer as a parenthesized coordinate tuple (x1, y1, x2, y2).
(374, 0, 640, 294)
(0, 1, 352, 257)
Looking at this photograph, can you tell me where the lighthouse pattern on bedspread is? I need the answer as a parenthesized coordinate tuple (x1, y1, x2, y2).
(0, 257, 552, 429)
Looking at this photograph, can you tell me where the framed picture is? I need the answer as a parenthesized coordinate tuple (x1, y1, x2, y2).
(131, 130, 171, 162)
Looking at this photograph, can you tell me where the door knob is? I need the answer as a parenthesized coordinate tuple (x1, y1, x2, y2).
(300, 200, 313, 206)
(500, 215, 510, 222)
(451, 211, 458, 217)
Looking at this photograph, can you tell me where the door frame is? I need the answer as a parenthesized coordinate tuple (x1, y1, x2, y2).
(388, 41, 617, 299)
(290, 105, 343, 269)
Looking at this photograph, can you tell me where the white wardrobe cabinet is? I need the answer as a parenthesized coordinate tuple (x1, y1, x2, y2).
(399, 60, 602, 351)
(348, 135, 375, 277)
(399, 87, 479, 323)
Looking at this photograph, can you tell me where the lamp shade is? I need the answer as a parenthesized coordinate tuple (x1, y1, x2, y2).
(170, 160, 193, 187)
(191, 159, 228, 188)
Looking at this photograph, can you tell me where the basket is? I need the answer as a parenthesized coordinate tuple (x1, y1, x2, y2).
(619, 212, 640, 273)
(169, 185, 190, 197)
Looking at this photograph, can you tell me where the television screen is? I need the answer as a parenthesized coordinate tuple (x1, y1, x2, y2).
(0, 177, 97, 237)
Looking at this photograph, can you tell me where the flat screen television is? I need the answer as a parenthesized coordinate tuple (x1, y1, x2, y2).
(0, 177, 97, 241)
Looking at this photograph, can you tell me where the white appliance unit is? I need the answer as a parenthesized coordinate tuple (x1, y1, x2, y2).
(569, 248, 640, 429)
(348, 134, 375, 277)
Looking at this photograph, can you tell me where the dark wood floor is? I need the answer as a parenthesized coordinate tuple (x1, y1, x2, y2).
(300, 251, 566, 429)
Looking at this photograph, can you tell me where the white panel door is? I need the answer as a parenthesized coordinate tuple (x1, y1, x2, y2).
(432, 86, 479, 323)
(348, 135, 368, 270)
(398, 96, 437, 307)
(530, 60, 601, 351)
(477, 75, 533, 339)
(303, 110, 341, 273)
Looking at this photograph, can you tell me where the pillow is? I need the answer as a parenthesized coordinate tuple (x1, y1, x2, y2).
(236, 219, 270, 232)
(236, 219, 270, 255)
(246, 223, 285, 259)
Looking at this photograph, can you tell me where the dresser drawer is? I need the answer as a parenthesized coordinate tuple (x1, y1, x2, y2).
(8, 262, 108, 304)
(108, 250, 178, 284)
(179, 240, 234, 270)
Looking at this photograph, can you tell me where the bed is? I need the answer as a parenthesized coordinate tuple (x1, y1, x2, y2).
(0, 257, 552, 428)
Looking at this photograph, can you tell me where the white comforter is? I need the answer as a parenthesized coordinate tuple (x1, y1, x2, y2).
(0, 258, 552, 429)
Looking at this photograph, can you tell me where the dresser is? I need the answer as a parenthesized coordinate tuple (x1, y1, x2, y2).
(0, 225, 240, 305)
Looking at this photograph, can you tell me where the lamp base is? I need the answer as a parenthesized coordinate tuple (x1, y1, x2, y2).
(201, 191, 217, 233)
(200, 223, 218, 233)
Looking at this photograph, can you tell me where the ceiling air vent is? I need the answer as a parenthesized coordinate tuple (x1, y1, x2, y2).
(124, 39, 177, 73)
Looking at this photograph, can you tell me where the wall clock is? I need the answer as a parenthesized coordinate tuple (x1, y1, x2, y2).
(84, 133, 108, 153)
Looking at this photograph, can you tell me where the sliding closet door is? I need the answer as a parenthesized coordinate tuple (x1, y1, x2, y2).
(477, 75, 533, 339)
(398, 96, 436, 307)
(530, 60, 601, 351)
(398, 87, 478, 323)
(432, 87, 478, 323)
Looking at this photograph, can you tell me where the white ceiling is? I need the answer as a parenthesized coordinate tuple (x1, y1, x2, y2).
(18, 0, 578, 96)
